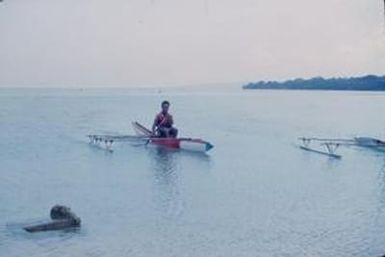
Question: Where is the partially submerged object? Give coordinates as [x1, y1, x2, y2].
[298, 137, 385, 159]
[88, 121, 214, 153]
[23, 205, 81, 233]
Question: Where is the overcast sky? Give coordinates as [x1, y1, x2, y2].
[0, 0, 384, 87]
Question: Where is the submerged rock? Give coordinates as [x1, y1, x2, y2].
[23, 205, 81, 233]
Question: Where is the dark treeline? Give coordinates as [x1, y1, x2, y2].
[243, 75, 385, 91]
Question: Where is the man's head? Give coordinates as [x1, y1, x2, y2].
[161, 100, 170, 113]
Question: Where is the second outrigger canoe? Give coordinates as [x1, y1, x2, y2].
[298, 136, 385, 159]
[132, 122, 214, 152]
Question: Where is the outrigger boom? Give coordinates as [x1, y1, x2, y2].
[298, 137, 343, 159]
[88, 134, 149, 151]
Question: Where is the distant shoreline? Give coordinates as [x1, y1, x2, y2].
[243, 75, 385, 91]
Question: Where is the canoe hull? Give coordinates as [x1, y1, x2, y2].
[355, 137, 385, 147]
[150, 138, 213, 152]
[133, 122, 213, 152]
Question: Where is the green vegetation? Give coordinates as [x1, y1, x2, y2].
[243, 75, 385, 91]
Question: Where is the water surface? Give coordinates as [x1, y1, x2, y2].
[1, 88, 385, 257]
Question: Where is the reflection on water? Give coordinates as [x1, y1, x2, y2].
[148, 148, 184, 219]
[375, 159, 385, 215]
[147, 147, 212, 219]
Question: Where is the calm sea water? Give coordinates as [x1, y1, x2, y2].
[1, 88, 385, 257]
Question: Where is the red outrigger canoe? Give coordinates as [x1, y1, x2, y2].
[132, 122, 214, 152]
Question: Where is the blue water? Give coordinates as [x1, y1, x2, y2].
[1, 88, 385, 257]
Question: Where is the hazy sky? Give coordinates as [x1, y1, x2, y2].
[0, 0, 384, 87]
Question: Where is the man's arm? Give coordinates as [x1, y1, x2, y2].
[152, 115, 158, 134]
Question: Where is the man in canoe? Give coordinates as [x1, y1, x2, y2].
[152, 100, 178, 138]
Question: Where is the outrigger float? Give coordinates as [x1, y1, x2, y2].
[298, 137, 385, 159]
[88, 122, 214, 153]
